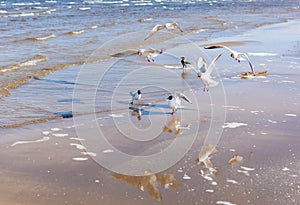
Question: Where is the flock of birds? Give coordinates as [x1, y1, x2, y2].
[126, 22, 257, 115]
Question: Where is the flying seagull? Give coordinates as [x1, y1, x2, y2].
[196, 52, 223, 92]
[137, 48, 163, 62]
[144, 22, 183, 40]
[167, 93, 192, 115]
[204, 45, 255, 74]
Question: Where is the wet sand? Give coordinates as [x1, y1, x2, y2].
[0, 20, 300, 205]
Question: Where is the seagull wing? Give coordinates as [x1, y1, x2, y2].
[129, 91, 135, 97]
[204, 45, 235, 53]
[174, 23, 183, 32]
[197, 56, 207, 71]
[241, 53, 255, 73]
[206, 78, 219, 87]
[176, 93, 192, 104]
[144, 24, 165, 40]
[206, 52, 223, 75]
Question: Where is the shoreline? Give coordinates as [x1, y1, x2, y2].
[0, 19, 299, 205]
[1, 19, 299, 130]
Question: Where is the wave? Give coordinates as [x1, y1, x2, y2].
[25, 33, 55, 41]
[0, 55, 48, 74]
[247, 52, 278, 56]
[19, 55, 48, 67]
[78, 7, 91, 11]
[88, 25, 98, 29]
[66, 29, 85, 35]
[45, 0, 57, 3]
[12, 2, 41, 6]
[1, 9, 56, 18]
[11, 136, 50, 147]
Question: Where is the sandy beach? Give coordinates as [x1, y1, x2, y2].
[0, 18, 299, 205]
[1, 0, 300, 204]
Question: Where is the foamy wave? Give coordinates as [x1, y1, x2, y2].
[11, 137, 50, 147]
[88, 25, 98, 29]
[70, 143, 86, 150]
[25, 33, 55, 41]
[33, 6, 49, 10]
[66, 29, 85, 35]
[216, 201, 236, 205]
[12, 2, 41, 6]
[78, 7, 91, 11]
[19, 55, 48, 67]
[134, 2, 153, 6]
[0, 10, 7, 14]
[1, 9, 56, 18]
[72, 157, 88, 161]
[10, 12, 35, 17]
[247, 52, 278, 56]
[222, 122, 248, 129]
[0, 55, 47, 73]
[45, 0, 57, 3]
[188, 28, 208, 35]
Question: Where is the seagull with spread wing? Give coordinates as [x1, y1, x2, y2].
[137, 48, 163, 62]
[167, 93, 192, 115]
[196, 52, 223, 92]
[144, 22, 183, 40]
[130, 89, 142, 104]
[204, 45, 255, 74]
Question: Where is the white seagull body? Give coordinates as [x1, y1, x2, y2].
[167, 93, 192, 115]
[204, 45, 255, 74]
[130, 89, 142, 104]
[197, 52, 223, 92]
[144, 22, 183, 40]
[137, 48, 163, 62]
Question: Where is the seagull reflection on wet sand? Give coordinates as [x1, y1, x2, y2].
[196, 144, 218, 179]
[162, 116, 191, 137]
[112, 171, 179, 202]
[129, 105, 142, 120]
[228, 154, 244, 167]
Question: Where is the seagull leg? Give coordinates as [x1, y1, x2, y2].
[203, 83, 207, 92]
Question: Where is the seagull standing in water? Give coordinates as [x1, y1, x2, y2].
[130, 89, 142, 104]
[144, 22, 183, 40]
[181, 57, 191, 69]
[167, 93, 192, 115]
[204, 45, 255, 74]
[137, 48, 163, 62]
[196, 52, 223, 92]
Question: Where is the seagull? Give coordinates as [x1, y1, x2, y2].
[180, 57, 191, 69]
[166, 93, 192, 115]
[137, 48, 163, 62]
[130, 89, 142, 104]
[144, 22, 183, 40]
[204, 45, 255, 74]
[196, 52, 223, 92]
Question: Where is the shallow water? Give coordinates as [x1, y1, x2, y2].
[1, 0, 300, 127]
